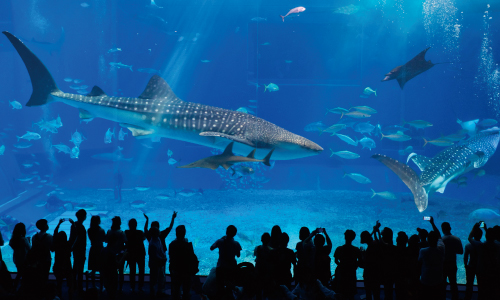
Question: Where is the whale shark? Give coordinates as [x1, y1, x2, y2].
[3, 31, 323, 160]
[372, 127, 500, 212]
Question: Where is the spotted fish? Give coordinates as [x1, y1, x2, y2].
[3, 31, 323, 160]
[372, 127, 500, 212]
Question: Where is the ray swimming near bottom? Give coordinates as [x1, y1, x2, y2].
[372, 128, 500, 212]
[2, 31, 322, 160]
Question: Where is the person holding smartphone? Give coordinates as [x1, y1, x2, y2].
[418, 216, 445, 300]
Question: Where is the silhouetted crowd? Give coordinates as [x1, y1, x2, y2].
[0, 210, 499, 300]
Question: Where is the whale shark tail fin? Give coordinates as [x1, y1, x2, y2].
[3, 31, 60, 107]
[372, 154, 428, 212]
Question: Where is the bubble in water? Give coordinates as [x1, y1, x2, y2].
[423, 0, 461, 59]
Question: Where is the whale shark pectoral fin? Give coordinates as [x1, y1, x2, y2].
[119, 123, 154, 137]
[78, 109, 93, 120]
[199, 132, 256, 147]
[372, 154, 429, 212]
[436, 186, 446, 193]
[468, 151, 486, 168]
[410, 154, 432, 171]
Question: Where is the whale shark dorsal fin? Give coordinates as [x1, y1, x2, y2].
[87, 86, 107, 97]
[199, 131, 256, 147]
[410, 154, 432, 172]
[138, 75, 179, 100]
[222, 142, 234, 156]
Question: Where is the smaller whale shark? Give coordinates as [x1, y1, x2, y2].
[177, 142, 274, 170]
[372, 127, 500, 212]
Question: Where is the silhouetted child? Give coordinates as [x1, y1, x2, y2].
[125, 218, 146, 292]
[87, 215, 105, 290]
[148, 227, 166, 297]
[51, 219, 73, 300]
[334, 229, 361, 300]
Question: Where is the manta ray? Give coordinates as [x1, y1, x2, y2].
[3, 31, 322, 160]
[177, 142, 274, 170]
[372, 128, 500, 212]
[381, 47, 436, 89]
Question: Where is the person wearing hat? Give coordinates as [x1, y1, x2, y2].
[32, 219, 54, 287]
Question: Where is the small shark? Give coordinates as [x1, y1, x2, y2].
[382, 47, 437, 89]
[372, 127, 500, 212]
[3, 31, 322, 160]
[177, 142, 274, 170]
[21, 27, 65, 56]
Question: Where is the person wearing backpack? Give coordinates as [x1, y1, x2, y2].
[169, 225, 198, 300]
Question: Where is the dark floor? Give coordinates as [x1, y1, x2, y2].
[8, 274, 478, 300]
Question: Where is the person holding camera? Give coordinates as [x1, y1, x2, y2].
[313, 228, 332, 287]
[418, 216, 445, 300]
[360, 221, 382, 300]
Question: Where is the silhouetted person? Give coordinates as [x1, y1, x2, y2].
[144, 211, 177, 293]
[440, 222, 463, 300]
[407, 234, 421, 299]
[25, 219, 53, 292]
[464, 225, 482, 300]
[169, 225, 197, 300]
[0, 230, 14, 295]
[269, 225, 282, 249]
[114, 172, 123, 203]
[360, 222, 381, 300]
[210, 225, 242, 298]
[334, 229, 361, 300]
[125, 218, 146, 293]
[395, 231, 410, 300]
[87, 215, 105, 290]
[106, 216, 127, 293]
[313, 228, 332, 286]
[274, 232, 296, 289]
[68, 209, 87, 293]
[417, 228, 429, 249]
[51, 219, 74, 300]
[101, 234, 128, 300]
[9, 222, 31, 290]
[148, 227, 166, 298]
[469, 223, 500, 299]
[254, 232, 273, 299]
[295, 227, 316, 284]
[418, 216, 445, 300]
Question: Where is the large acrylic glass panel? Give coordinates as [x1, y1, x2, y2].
[0, 0, 499, 285]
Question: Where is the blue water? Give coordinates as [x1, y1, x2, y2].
[1, 0, 500, 284]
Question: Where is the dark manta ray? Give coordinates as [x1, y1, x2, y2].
[372, 128, 500, 212]
[381, 47, 436, 89]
